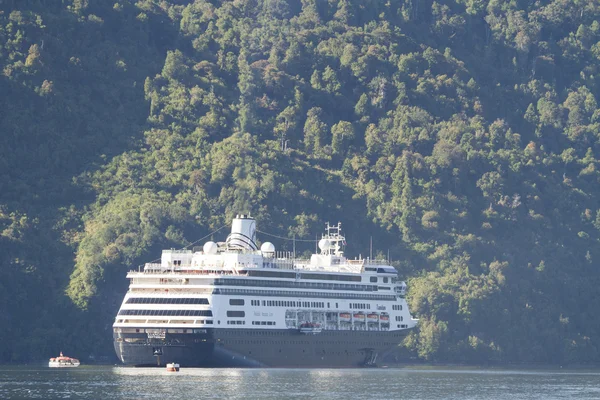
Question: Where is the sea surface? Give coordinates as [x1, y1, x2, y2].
[1, 365, 599, 399]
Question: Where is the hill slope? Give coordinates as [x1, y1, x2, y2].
[1, 0, 600, 363]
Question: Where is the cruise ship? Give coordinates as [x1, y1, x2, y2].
[113, 215, 418, 367]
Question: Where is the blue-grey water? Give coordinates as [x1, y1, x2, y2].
[1, 365, 600, 399]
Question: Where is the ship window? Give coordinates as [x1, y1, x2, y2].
[226, 311, 245, 318]
[383, 277, 389, 283]
[370, 277, 377, 283]
[229, 299, 244, 306]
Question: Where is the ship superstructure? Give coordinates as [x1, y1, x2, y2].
[113, 215, 417, 367]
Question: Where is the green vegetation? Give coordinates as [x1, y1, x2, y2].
[1, 0, 600, 364]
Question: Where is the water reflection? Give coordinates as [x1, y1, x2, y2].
[1, 366, 600, 400]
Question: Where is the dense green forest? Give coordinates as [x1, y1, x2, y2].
[1, 0, 600, 364]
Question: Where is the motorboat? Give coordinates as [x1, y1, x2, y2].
[49, 352, 80, 368]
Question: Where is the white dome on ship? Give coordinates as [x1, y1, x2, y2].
[203, 241, 218, 255]
[260, 242, 275, 254]
[318, 239, 331, 251]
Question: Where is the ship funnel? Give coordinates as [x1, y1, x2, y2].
[226, 214, 257, 251]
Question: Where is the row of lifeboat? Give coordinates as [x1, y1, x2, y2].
[339, 313, 389, 323]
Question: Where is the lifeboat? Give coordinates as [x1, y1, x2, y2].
[339, 312, 351, 322]
[166, 362, 180, 372]
[379, 314, 389, 322]
[48, 352, 80, 368]
[367, 313, 379, 322]
[353, 313, 365, 321]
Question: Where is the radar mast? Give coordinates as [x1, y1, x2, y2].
[319, 222, 346, 256]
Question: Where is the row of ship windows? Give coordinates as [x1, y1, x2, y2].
[249, 299, 333, 308]
[217, 288, 396, 301]
[226, 321, 246, 325]
[118, 310, 213, 317]
[127, 298, 209, 304]
[394, 316, 404, 321]
[117, 319, 214, 324]
[114, 328, 208, 333]
[392, 305, 403, 310]
[251, 321, 276, 325]
[215, 279, 377, 292]
[244, 270, 362, 282]
[237, 299, 399, 312]
[349, 303, 371, 310]
[123, 298, 398, 309]
[369, 276, 390, 283]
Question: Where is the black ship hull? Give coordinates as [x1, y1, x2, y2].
[114, 328, 410, 367]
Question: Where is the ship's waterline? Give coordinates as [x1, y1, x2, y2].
[113, 215, 417, 367]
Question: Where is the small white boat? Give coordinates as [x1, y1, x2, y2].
[166, 362, 180, 372]
[49, 352, 80, 368]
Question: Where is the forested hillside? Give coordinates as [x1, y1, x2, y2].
[1, 0, 600, 364]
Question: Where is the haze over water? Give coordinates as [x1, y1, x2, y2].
[1, 366, 599, 399]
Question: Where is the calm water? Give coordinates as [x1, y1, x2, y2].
[1, 365, 599, 399]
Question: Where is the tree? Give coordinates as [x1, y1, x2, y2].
[162, 50, 188, 81]
[331, 121, 355, 155]
[303, 107, 328, 156]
